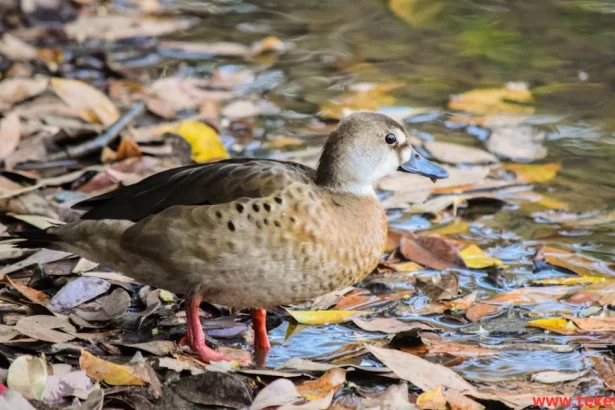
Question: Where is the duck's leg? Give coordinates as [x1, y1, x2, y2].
[184, 295, 232, 363]
[251, 308, 271, 349]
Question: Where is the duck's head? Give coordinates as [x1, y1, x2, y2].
[316, 112, 448, 195]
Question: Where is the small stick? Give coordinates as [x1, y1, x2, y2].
[47, 101, 146, 161]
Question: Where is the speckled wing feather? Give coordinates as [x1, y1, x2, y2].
[73, 158, 315, 221]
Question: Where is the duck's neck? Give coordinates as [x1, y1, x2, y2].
[316, 165, 376, 197]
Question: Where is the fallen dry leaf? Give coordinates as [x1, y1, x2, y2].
[486, 285, 579, 305]
[173, 120, 229, 163]
[445, 291, 477, 311]
[530, 370, 587, 384]
[538, 246, 615, 278]
[352, 318, 433, 334]
[527, 318, 578, 335]
[250, 378, 301, 410]
[0, 249, 71, 279]
[400, 233, 466, 270]
[567, 282, 615, 305]
[563, 314, 615, 331]
[5, 276, 49, 305]
[497, 162, 561, 184]
[466, 304, 501, 322]
[0, 78, 48, 107]
[416, 385, 447, 410]
[591, 356, 615, 391]
[415, 273, 459, 301]
[79, 350, 146, 386]
[64, 14, 198, 41]
[15, 315, 76, 343]
[6, 355, 47, 401]
[0, 113, 21, 160]
[423, 141, 498, 165]
[334, 289, 413, 310]
[297, 368, 346, 400]
[50, 78, 120, 126]
[319, 82, 404, 120]
[486, 126, 547, 161]
[449, 83, 534, 115]
[48, 277, 111, 313]
[460, 245, 507, 269]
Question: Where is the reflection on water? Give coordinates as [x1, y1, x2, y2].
[154, 0, 615, 379]
[456, 350, 585, 382]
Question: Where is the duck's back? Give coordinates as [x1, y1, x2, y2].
[61, 159, 386, 307]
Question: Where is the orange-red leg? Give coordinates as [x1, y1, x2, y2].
[251, 308, 271, 349]
[183, 296, 231, 363]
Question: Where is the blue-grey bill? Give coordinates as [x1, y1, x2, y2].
[398, 152, 448, 181]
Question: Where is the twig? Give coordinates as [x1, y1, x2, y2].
[47, 101, 146, 161]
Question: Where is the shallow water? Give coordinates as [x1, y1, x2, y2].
[115, 0, 615, 382]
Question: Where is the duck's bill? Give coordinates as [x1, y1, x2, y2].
[398, 152, 448, 180]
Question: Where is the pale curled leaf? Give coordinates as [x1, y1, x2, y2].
[51, 78, 119, 126]
[79, 350, 147, 386]
[0, 113, 21, 160]
[15, 315, 76, 343]
[7, 355, 48, 400]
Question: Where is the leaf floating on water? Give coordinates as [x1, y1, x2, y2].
[285, 309, 361, 325]
[6, 355, 47, 400]
[400, 233, 466, 270]
[526, 318, 578, 335]
[449, 83, 534, 115]
[530, 370, 587, 384]
[352, 318, 433, 334]
[318, 82, 404, 120]
[423, 141, 498, 165]
[173, 120, 230, 163]
[497, 162, 561, 184]
[50, 78, 120, 126]
[563, 314, 615, 331]
[466, 304, 501, 322]
[486, 126, 547, 162]
[445, 291, 477, 311]
[79, 350, 147, 386]
[567, 282, 615, 305]
[537, 246, 615, 278]
[460, 245, 507, 269]
[486, 285, 579, 305]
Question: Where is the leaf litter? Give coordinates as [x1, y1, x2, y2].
[0, 0, 612, 408]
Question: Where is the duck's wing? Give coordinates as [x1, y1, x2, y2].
[73, 158, 315, 222]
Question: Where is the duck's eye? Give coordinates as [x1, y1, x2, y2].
[384, 133, 397, 145]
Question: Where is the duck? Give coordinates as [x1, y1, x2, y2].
[12, 112, 448, 363]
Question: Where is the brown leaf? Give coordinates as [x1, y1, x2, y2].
[416, 273, 459, 301]
[568, 283, 615, 305]
[0, 113, 21, 160]
[445, 291, 477, 311]
[426, 341, 497, 357]
[0, 78, 48, 107]
[15, 315, 76, 343]
[424, 141, 498, 165]
[563, 314, 615, 331]
[352, 318, 433, 334]
[334, 289, 413, 310]
[297, 368, 346, 400]
[366, 345, 474, 392]
[538, 246, 615, 278]
[466, 304, 501, 322]
[146, 98, 176, 119]
[0, 249, 71, 279]
[400, 233, 466, 270]
[50, 78, 119, 126]
[485, 286, 579, 305]
[591, 356, 615, 391]
[5, 276, 49, 305]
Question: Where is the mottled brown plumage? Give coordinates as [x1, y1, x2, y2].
[16, 112, 448, 362]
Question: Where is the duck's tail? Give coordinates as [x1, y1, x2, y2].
[3, 227, 62, 250]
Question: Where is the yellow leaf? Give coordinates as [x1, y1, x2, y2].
[79, 350, 146, 386]
[267, 136, 304, 148]
[541, 246, 615, 278]
[416, 385, 447, 410]
[50, 78, 119, 126]
[535, 194, 568, 210]
[286, 309, 361, 325]
[429, 219, 471, 236]
[497, 163, 561, 184]
[532, 276, 615, 286]
[173, 120, 230, 163]
[527, 318, 578, 335]
[460, 245, 507, 269]
[319, 82, 404, 120]
[389, 0, 444, 26]
[449, 84, 534, 115]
